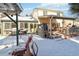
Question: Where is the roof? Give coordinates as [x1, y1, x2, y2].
[1, 16, 38, 22]
[0, 3, 22, 17]
[38, 15, 76, 20]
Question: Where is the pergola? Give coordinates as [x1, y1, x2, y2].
[38, 15, 76, 38]
[0, 3, 22, 46]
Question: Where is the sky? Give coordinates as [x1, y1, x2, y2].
[20, 3, 73, 17]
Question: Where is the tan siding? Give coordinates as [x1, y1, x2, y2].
[38, 18, 50, 24]
[64, 20, 74, 27]
[47, 11, 57, 15]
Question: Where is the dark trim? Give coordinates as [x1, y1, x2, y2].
[16, 13, 19, 46]
[53, 16, 75, 20]
[1, 20, 38, 23]
[38, 15, 76, 20]
[3, 13, 16, 23]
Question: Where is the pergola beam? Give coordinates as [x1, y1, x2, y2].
[3, 13, 16, 23]
[3, 12, 19, 46]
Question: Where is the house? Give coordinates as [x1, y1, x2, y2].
[0, 15, 38, 35]
[1, 8, 79, 37]
[32, 8, 63, 24]
[32, 8, 77, 27]
[32, 8, 79, 37]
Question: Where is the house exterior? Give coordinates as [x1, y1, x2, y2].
[0, 15, 38, 35]
[1, 8, 79, 36]
[32, 8, 64, 27]
[31, 8, 79, 37]
[32, 8, 79, 28]
[32, 8, 64, 24]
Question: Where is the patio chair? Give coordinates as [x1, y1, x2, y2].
[10, 35, 38, 56]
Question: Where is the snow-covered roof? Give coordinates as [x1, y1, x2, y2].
[38, 15, 76, 20]
[0, 3, 22, 17]
[1, 16, 38, 22]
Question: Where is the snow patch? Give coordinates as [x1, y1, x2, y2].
[70, 36, 79, 44]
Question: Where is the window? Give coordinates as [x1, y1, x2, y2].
[34, 24, 36, 28]
[57, 12, 60, 16]
[38, 10, 44, 16]
[20, 22, 24, 29]
[30, 24, 33, 29]
[25, 23, 28, 28]
[43, 10, 47, 16]
[47, 11, 57, 15]
[5, 22, 10, 29]
[11, 23, 16, 28]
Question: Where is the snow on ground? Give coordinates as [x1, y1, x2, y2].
[0, 34, 79, 56]
[0, 35, 6, 40]
[69, 36, 79, 44]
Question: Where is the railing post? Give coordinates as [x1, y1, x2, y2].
[49, 16, 53, 38]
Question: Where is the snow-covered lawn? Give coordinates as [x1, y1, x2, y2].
[0, 35, 6, 40]
[0, 34, 79, 56]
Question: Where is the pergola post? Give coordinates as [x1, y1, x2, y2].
[3, 13, 16, 23]
[49, 16, 53, 38]
[73, 20, 75, 25]
[3, 13, 19, 46]
[16, 13, 19, 46]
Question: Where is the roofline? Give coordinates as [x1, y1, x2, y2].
[17, 3, 23, 12]
[34, 8, 64, 14]
[1, 20, 38, 23]
[38, 15, 76, 20]
[0, 3, 22, 17]
[12, 3, 22, 13]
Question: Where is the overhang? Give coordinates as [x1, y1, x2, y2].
[38, 15, 76, 20]
[0, 3, 22, 17]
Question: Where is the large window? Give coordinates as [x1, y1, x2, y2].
[34, 24, 36, 28]
[25, 23, 28, 28]
[5, 22, 10, 29]
[30, 24, 33, 29]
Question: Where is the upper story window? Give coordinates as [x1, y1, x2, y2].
[57, 12, 63, 16]
[37, 10, 44, 16]
[60, 13, 63, 16]
[47, 11, 57, 15]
